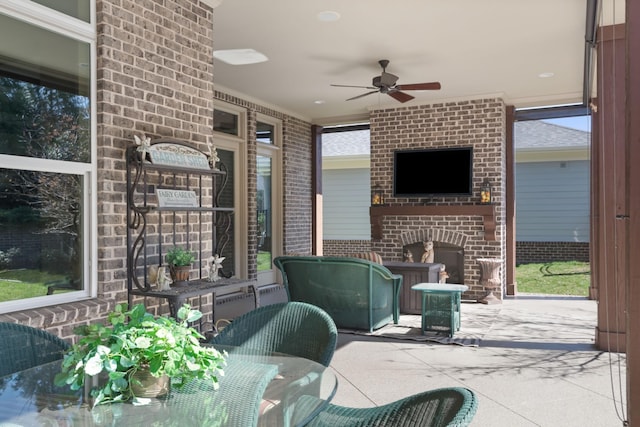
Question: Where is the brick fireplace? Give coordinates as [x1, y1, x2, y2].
[403, 236, 466, 284]
[368, 97, 506, 300]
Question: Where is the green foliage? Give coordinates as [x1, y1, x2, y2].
[515, 261, 590, 296]
[0, 207, 41, 225]
[54, 303, 226, 406]
[39, 248, 74, 274]
[0, 247, 20, 269]
[165, 247, 196, 267]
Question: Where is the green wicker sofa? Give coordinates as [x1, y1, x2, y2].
[273, 256, 402, 332]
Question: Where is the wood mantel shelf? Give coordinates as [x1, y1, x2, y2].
[370, 205, 496, 241]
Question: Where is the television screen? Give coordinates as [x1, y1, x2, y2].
[393, 147, 473, 197]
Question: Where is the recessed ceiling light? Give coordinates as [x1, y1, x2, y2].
[314, 100, 326, 104]
[213, 49, 268, 65]
[201, 0, 223, 8]
[538, 72, 554, 78]
[317, 11, 340, 22]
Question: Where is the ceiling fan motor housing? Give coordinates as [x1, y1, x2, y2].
[373, 72, 399, 88]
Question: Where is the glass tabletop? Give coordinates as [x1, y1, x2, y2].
[0, 345, 337, 427]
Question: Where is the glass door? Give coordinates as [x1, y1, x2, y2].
[256, 119, 281, 286]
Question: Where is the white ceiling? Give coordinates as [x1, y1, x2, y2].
[212, 0, 615, 125]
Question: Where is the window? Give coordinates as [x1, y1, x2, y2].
[214, 109, 240, 136]
[256, 122, 275, 144]
[215, 148, 236, 274]
[213, 102, 247, 278]
[256, 117, 281, 285]
[31, 0, 91, 22]
[0, 5, 95, 312]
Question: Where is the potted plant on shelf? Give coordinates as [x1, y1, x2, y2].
[165, 246, 196, 285]
[54, 303, 226, 406]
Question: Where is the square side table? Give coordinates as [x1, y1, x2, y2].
[411, 283, 468, 337]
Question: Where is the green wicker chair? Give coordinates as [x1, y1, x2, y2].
[169, 359, 279, 427]
[0, 322, 70, 377]
[299, 387, 478, 427]
[210, 301, 338, 367]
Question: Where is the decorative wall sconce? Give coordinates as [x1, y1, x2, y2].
[371, 184, 384, 206]
[480, 180, 493, 204]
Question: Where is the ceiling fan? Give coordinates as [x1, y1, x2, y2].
[331, 59, 441, 103]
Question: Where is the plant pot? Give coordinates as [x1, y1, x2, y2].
[130, 368, 170, 398]
[170, 265, 190, 285]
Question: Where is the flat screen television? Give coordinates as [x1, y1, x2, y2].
[393, 147, 473, 197]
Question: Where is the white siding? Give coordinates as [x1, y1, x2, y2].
[515, 160, 590, 242]
[322, 168, 371, 239]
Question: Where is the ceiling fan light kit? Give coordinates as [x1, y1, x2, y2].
[331, 59, 441, 103]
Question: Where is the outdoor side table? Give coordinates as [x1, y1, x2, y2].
[411, 283, 469, 337]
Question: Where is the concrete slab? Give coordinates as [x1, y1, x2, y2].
[328, 296, 627, 426]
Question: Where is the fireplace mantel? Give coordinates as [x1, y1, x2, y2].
[370, 205, 496, 241]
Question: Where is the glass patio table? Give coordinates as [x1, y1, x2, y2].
[0, 345, 337, 427]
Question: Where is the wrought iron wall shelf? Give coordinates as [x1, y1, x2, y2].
[125, 139, 251, 318]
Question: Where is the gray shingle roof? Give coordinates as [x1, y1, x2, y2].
[322, 129, 369, 157]
[515, 120, 590, 149]
[321, 120, 590, 157]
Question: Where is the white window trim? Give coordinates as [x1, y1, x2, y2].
[2, 0, 94, 40]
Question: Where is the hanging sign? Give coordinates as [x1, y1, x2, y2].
[156, 189, 199, 208]
[148, 142, 211, 170]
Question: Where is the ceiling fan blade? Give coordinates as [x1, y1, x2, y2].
[388, 91, 414, 103]
[346, 90, 379, 101]
[395, 82, 441, 91]
[331, 84, 377, 89]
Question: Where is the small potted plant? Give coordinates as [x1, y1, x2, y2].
[54, 303, 226, 406]
[165, 246, 196, 285]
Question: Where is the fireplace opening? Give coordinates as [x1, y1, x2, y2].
[402, 241, 465, 284]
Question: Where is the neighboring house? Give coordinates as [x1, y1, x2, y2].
[514, 120, 591, 263]
[322, 130, 371, 255]
[322, 120, 591, 263]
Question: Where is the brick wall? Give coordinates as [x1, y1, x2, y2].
[323, 240, 372, 256]
[368, 98, 507, 301]
[95, 0, 217, 320]
[516, 241, 590, 264]
[282, 117, 313, 255]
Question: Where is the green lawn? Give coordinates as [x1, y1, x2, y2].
[0, 269, 68, 302]
[257, 251, 272, 271]
[515, 261, 590, 296]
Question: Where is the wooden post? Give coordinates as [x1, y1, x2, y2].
[505, 106, 517, 295]
[626, 1, 640, 423]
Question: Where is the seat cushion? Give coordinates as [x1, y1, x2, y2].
[347, 252, 384, 265]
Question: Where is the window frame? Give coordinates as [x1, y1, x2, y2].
[0, 2, 97, 313]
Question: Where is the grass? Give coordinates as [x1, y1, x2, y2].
[0, 269, 68, 302]
[257, 251, 272, 271]
[515, 261, 590, 296]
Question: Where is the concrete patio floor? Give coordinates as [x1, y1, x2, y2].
[328, 295, 628, 426]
